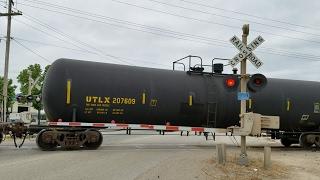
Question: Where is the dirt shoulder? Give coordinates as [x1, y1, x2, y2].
[134, 135, 320, 180]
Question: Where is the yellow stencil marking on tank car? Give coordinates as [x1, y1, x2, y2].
[85, 96, 136, 115]
[112, 108, 124, 115]
[248, 99, 252, 109]
[84, 107, 96, 114]
[85, 96, 136, 105]
[112, 97, 136, 105]
[86, 96, 111, 104]
[142, 93, 146, 104]
[96, 108, 109, 115]
[286, 99, 291, 111]
[66, 80, 71, 104]
[150, 99, 157, 107]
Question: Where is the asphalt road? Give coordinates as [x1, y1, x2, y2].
[0, 130, 297, 180]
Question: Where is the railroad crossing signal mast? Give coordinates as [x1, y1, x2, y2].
[229, 24, 265, 165]
[1, 0, 22, 122]
[239, 24, 249, 166]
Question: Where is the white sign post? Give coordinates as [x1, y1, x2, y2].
[229, 35, 265, 68]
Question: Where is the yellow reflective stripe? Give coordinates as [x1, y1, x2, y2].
[248, 99, 252, 109]
[66, 80, 71, 104]
[142, 93, 146, 104]
[189, 95, 193, 106]
[287, 100, 290, 111]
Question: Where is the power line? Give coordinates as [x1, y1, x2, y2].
[146, 0, 320, 37]
[16, 3, 234, 47]
[21, 17, 133, 65]
[9, 30, 320, 66]
[14, 0, 319, 60]
[13, 35, 171, 68]
[11, 37, 102, 54]
[180, 0, 320, 31]
[108, 0, 320, 45]
[16, 0, 320, 60]
[13, 18, 95, 54]
[9, 1, 320, 62]
[13, 36, 171, 68]
[13, 15, 133, 65]
[13, 17, 127, 63]
[260, 46, 320, 60]
[0, 2, 134, 65]
[17, 3, 225, 45]
[255, 49, 320, 61]
[7, 11, 172, 67]
[22, 0, 227, 44]
[12, 38, 52, 63]
[9, 34, 320, 62]
[13, 18, 172, 67]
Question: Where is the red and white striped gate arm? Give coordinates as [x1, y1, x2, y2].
[48, 121, 227, 133]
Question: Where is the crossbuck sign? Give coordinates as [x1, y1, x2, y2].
[229, 35, 265, 68]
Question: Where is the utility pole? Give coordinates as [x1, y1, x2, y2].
[239, 24, 249, 165]
[1, 0, 22, 122]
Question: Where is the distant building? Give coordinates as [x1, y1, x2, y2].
[9, 101, 47, 124]
[10, 101, 38, 114]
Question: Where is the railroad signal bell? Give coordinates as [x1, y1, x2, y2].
[247, 73, 267, 92]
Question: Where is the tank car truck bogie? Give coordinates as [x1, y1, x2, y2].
[299, 132, 320, 148]
[36, 129, 58, 151]
[83, 129, 103, 150]
[36, 128, 103, 150]
[272, 131, 320, 148]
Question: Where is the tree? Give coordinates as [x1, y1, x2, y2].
[0, 77, 17, 109]
[17, 64, 50, 110]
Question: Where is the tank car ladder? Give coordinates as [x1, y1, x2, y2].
[205, 102, 218, 140]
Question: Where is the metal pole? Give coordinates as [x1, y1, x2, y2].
[1, 1, 13, 122]
[239, 24, 249, 166]
[216, 143, 227, 165]
[28, 70, 32, 95]
[37, 109, 41, 125]
[27, 71, 33, 113]
[264, 146, 271, 169]
[72, 107, 77, 122]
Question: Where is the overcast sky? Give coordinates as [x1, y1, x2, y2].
[1, 0, 320, 91]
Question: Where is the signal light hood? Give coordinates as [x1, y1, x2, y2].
[247, 73, 267, 92]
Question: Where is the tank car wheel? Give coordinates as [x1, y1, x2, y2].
[315, 137, 320, 147]
[83, 129, 103, 150]
[299, 134, 313, 149]
[280, 138, 292, 147]
[36, 129, 58, 151]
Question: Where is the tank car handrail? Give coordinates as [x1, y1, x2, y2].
[172, 55, 203, 72]
[173, 55, 190, 71]
[193, 64, 211, 68]
[173, 62, 186, 71]
[188, 55, 203, 72]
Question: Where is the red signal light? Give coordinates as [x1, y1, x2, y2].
[247, 74, 267, 92]
[224, 75, 239, 90]
[254, 78, 262, 85]
[226, 78, 236, 87]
